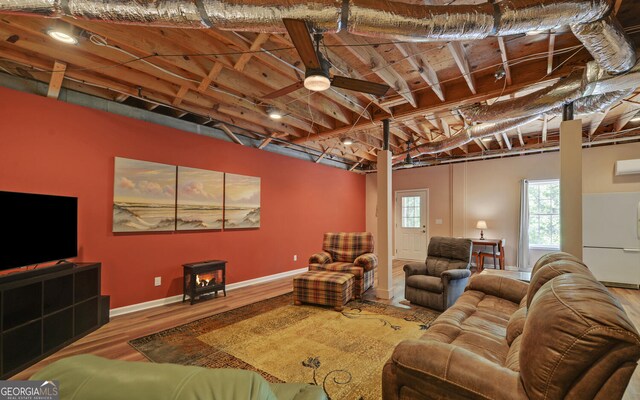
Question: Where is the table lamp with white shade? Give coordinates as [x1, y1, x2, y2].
[476, 220, 487, 239]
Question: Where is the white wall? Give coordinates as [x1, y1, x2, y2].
[366, 142, 640, 269]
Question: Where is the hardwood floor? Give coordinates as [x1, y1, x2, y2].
[12, 261, 640, 399]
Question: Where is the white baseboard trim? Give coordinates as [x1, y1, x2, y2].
[376, 287, 394, 300]
[109, 267, 307, 318]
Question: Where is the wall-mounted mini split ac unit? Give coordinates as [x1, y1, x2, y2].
[615, 159, 640, 176]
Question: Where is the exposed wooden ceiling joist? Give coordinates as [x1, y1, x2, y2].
[46, 60, 66, 99]
[496, 37, 512, 86]
[332, 33, 417, 107]
[447, 42, 476, 95]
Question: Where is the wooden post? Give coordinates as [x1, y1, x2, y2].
[560, 118, 583, 259]
[376, 127, 394, 299]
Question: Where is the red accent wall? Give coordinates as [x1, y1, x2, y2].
[0, 87, 366, 308]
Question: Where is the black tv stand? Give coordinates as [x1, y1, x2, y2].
[0, 262, 74, 284]
[0, 262, 104, 378]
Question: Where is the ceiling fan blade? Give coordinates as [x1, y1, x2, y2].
[282, 18, 320, 70]
[262, 81, 305, 99]
[331, 76, 390, 97]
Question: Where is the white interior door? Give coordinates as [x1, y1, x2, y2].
[395, 190, 428, 260]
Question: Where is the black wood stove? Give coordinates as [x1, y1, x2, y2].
[182, 260, 227, 305]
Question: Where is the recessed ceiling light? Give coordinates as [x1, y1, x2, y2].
[266, 107, 283, 120]
[481, 137, 492, 142]
[341, 137, 354, 146]
[47, 29, 78, 45]
[525, 30, 546, 36]
[630, 115, 640, 123]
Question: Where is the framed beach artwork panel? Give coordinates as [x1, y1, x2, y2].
[176, 166, 224, 231]
[113, 157, 177, 232]
[224, 173, 261, 229]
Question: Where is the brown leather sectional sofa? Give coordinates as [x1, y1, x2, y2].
[383, 252, 640, 399]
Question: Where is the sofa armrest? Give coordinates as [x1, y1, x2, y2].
[403, 262, 427, 277]
[441, 269, 471, 281]
[309, 251, 332, 265]
[354, 253, 377, 271]
[383, 340, 526, 400]
[465, 274, 528, 304]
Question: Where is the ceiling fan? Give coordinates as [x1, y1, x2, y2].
[262, 19, 390, 99]
[395, 140, 430, 169]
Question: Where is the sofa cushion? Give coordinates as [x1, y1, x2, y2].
[407, 275, 443, 293]
[505, 335, 522, 372]
[322, 232, 374, 262]
[526, 259, 592, 308]
[530, 251, 586, 277]
[506, 307, 527, 346]
[427, 236, 472, 262]
[520, 274, 640, 399]
[426, 257, 468, 276]
[419, 289, 517, 365]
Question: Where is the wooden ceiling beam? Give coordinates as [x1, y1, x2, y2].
[501, 132, 513, 150]
[517, 127, 525, 147]
[292, 54, 576, 144]
[614, 96, 640, 131]
[547, 34, 556, 75]
[496, 37, 512, 86]
[216, 103, 304, 137]
[234, 32, 270, 72]
[613, 0, 624, 15]
[228, 30, 371, 122]
[197, 62, 224, 93]
[46, 60, 66, 99]
[261, 33, 373, 119]
[447, 42, 476, 95]
[215, 123, 245, 145]
[315, 146, 333, 163]
[57, 19, 337, 130]
[172, 85, 189, 106]
[474, 138, 488, 151]
[395, 42, 445, 101]
[349, 158, 363, 171]
[589, 108, 611, 137]
[332, 33, 416, 107]
[257, 132, 279, 149]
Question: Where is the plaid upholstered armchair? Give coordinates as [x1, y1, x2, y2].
[308, 232, 377, 298]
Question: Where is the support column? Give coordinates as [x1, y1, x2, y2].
[376, 120, 393, 299]
[560, 118, 583, 259]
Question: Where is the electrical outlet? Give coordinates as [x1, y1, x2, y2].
[154, 276, 161, 287]
[293, 255, 298, 262]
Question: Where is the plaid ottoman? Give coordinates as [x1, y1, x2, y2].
[293, 271, 355, 311]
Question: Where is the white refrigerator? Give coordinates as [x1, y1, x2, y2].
[583, 192, 640, 288]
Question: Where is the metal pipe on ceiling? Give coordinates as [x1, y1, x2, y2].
[0, 0, 633, 75]
[0, 0, 637, 160]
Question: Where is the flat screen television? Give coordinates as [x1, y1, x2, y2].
[0, 190, 78, 270]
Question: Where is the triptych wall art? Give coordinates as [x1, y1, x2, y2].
[112, 157, 260, 233]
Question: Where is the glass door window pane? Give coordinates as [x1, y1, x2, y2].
[401, 196, 421, 228]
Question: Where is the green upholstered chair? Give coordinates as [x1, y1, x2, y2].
[31, 354, 327, 400]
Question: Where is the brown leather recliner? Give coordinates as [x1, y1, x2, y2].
[383, 252, 640, 400]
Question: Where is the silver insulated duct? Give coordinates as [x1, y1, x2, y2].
[0, 0, 634, 74]
[1, 0, 637, 161]
[407, 87, 635, 157]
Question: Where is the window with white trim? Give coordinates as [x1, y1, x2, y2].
[401, 196, 421, 228]
[528, 179, 560, 249]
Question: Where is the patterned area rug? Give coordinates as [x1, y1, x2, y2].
[129, 293, 440, 400]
